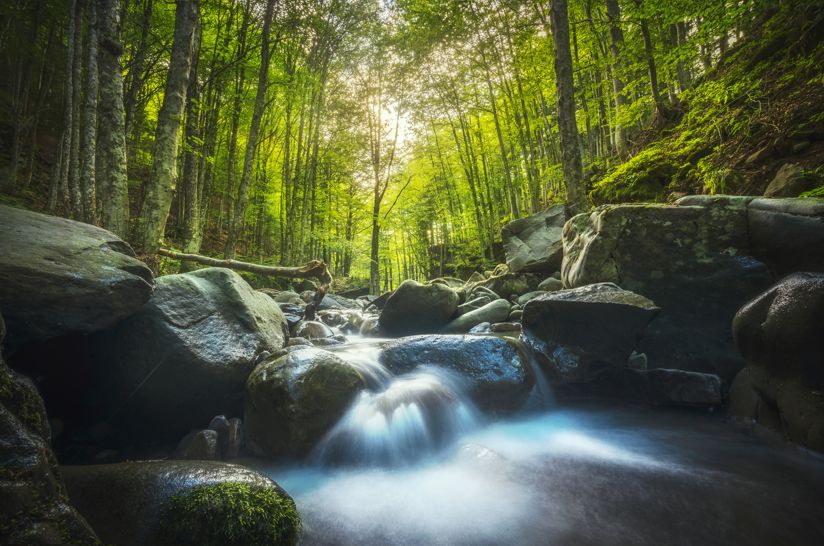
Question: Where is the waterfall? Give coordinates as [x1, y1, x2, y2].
[314, 354, 481, 466]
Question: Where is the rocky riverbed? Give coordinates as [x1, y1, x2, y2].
[1, 198, 823, 544]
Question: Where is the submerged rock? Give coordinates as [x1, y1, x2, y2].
[380, 334, 534, 412]
[731, 272, 824, 451]
[244, 347, 368, 457]
[0, 204, 154, 349]
[522, 283, 659, 384]
[501, 205, 566, 274]
[89, 267, 288, 442]
[379, 280, 460, 336]
[62, 460, 300, 546]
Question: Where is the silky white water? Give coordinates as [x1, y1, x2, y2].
[251, 340, 824, 545]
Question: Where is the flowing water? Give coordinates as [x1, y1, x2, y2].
[250, 337, 824, 546]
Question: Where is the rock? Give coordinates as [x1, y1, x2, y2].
[728, 368, 759, 423]
[466, 271, 486, 284]
[359, 315, 380, 336]
[517, 291, 546, 306]
[0, 313, 102, 545]
[173, 429, 219, 460]
[271, 290, 304, 305]
[491, 322, 521, 333]
[89, 267, 289, 443]
[380, 335, 534, 412]
[294, 320, 334, 339]
[522, 283, 659, 384]
[732, 272, 824, 451]
[557, 367, 721, 407]
[208, 415, 230, 456]
[0, 204, 154, 349]
[455, 296, 493, 317]
[748, 198, 824, 275]
[509, 309, 523, 321]
[443, 299, 511, 333]
[764, 163, 807, 197]
[378, 280, 460, 336]
[244, 347, 367, 457]
[468, 322, 492, 334]
[287, 336, 311, 347]
[562, 202, 772, 380]
[537, 277, 563, 292]
[475, 268, 541, 300]
[501, 205, 566, 273]
[62, 460, 300, 546]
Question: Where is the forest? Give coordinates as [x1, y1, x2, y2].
[2, 1, 824, 545]
[3, 0, 821, 293]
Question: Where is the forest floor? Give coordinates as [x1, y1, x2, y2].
[590, 5, 824, 203]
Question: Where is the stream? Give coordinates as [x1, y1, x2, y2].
[249, 337, 824, 546]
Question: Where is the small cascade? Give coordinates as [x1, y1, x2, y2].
[314, 367, 481, 467]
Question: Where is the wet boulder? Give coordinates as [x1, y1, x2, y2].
[62, 461, 300, 546]
[730, 272, 824, 451]
[562, 202, 772, 380]
[379, 280, 460, 336]
[244, 347, 368, 457]
[380, 335, 535, 412]
[0, 313, 102, 545]
[501, 205, 566, 274]
[294, 320, 334, 339]
[89, 267, 288, 442]
[747, 197, 824, 276]
[0, 204, 153, 349]
[522, 283, 659, 385]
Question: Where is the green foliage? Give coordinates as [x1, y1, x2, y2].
[158, 482, 301, 546]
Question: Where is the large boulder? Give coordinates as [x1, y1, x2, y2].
[501, 205, 566, 273]
[62, 461, 300, 546]
[747, 197, 824, 276]
[730, 272, 824, 451]
[0, 313, 102, 545]
[380, 335, 534, 412]
[244, 347, 367, 457]
[522, 283, 659, 385]
[89, 267, 288, 442]
[378, 280, 459, 336]
[0, 205, 154, 349]
[562, 202, 772, 380]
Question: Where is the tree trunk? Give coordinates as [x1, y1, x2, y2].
[96, 0, 130, 239]
[225, 0, 276, 259]
[606, 0, 629, 157]
[135, 0, 199, 253]
[80, 0, 99, 224]
[180, 22, 202, 269]
[550, 0, 588, 215]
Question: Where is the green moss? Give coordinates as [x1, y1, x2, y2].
[800, 185, 824, 197]
[590, 145, 679, 203]
[158, 482, 301, 546]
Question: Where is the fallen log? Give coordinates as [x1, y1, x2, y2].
[157, 248, 332, 320]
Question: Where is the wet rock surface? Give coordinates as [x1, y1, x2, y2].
[380, 334, 534, 412]
[731, 272, 824, 451]
[501, 205, 566, 274]
[62, 460, 299, 546]
[244, 347, 368, 457]
[88, 267, 288, 443]
[378, 280, 460, 336]
[0, 205, 154, 350]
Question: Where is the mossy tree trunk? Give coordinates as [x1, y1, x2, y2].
[136, 0, 199, 254]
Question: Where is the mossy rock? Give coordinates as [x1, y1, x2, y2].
[158, 482, 300, 546]
[62, 460, 300, 546]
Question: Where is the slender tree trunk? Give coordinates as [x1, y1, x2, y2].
[635, 1, 666, 119]
[135, 0, 199, 253]
[181, 22, 202, 267]
[51, 0, 78, 212]
[551, 0, 588, 215]
[606, 0, 629, 156]
[225, 0, 276, 259]
[80, 0, 99, 224]
[96, 0, 130, 238]
[68, 0, 84, 218]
